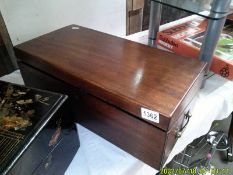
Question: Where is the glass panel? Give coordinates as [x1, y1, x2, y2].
[152, 0, 233, 19]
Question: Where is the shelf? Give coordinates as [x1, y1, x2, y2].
[152, 0, 233, 19]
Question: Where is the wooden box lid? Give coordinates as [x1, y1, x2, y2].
[15, 25, 206, 131]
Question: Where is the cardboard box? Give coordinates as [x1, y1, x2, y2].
[157, 16, 233, 80]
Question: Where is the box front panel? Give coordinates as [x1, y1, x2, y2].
[76, 94, 167, 169]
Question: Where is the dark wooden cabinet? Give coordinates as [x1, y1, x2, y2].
[15, 25, 206, 169]
[0, 81, 79, 175]
[0, 11, 18, 75]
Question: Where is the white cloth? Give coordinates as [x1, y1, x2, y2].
[0, 70, 24, 85]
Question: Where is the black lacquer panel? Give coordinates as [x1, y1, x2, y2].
[0, 80, 78, 175]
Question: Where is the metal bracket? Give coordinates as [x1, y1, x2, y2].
[176, 111, 192, 138]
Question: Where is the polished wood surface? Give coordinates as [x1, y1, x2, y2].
[16, 27, 206, 168]
[77, 93, 166, 168]
[18, 61, 199, 169]
[19, 62, 166, 168]
[15, 25, 206, 131]
[18, 62, 164, 168]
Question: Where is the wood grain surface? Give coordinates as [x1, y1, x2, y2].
[16, 26, 207, 168]
[15, 25, 206, 131]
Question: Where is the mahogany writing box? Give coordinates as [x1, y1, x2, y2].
[14, 25, 206, 169]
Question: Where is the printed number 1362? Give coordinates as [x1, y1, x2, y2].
[141, 108, 159, 123]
